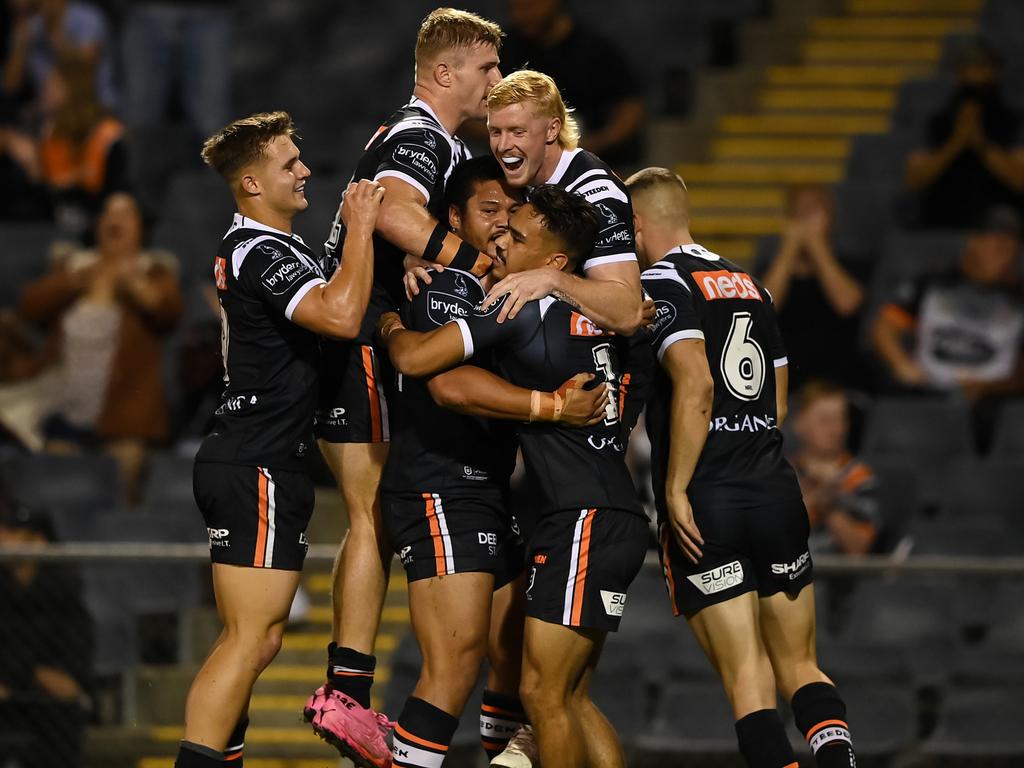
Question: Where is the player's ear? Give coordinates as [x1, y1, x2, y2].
[434, 61, 452, 88]
[548, 251, 569, 271]
[545, 118, 560, 145]
[448, 204, 462, 232]
[239, 171, 259, 197]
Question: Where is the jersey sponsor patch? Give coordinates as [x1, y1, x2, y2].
[771, 551, 811, 580]
[392, 143, 439, 182]
[427, 290, 473, 325]
[600, 590, 627, 617]
[597, 222, 632, 248]
[576, 178, 628, 204]
[570, 311, 611, 337]
[693, 270, 763, 302]
[651, 300, 677, 336]
[260, 258, 312, 296]
[687, 560, 745, 595]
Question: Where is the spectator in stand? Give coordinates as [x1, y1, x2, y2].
[905, 38, 1024, 230]
[872, 206, 1024, 446]
[120, 0, 231, 140]
[500, 0, 646, 170]
[759, 184, 866, 392]
[2, 0, 116, 110]
[18, 192, 182, 502]
[790, 381, 880, 556]
[0, 50, 128, 234]
[0, 501, 93, 768]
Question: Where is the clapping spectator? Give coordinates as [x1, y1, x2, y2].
[759, 184, 866, 391]
[17, 192, 182, 501]
[501, 0, 646, 170]
[791, 381, 880, 556]
[905, 39, 1024, 229]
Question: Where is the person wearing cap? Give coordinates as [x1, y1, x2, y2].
[0, 502, 93, 768]
[905, 38, 1024, 230]
[872, 205, 1024, 442]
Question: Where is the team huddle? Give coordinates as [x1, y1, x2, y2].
[178, 9, 860, 768]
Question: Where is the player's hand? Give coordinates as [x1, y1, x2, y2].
[403, 254, 443, 300]
[340, 179, 385, 235]
[481, 269, 558, 323]
[640, 296, 656, 330]
[377, 311, 404, 345]
[666, 490, 703, 564]
[554, 373, 606, 427]
[894, 359, 928, 387]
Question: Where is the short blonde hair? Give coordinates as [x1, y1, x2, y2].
[201, 111, 295, 181]
[487, 70, 580, 150]
[625, 166, 691, 227]
[415, 8, 503, 71]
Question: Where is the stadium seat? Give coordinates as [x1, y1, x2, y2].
[923, 686, 1024, 758]
[0, 223, 60, 307]
[861, 398, 973, 463]
[141, 452, 199, 508]
[637, 680, 736, 757]
[816, 640, 912, 687]
[591, 642, 648, 745]
[831, 180, 900, 262]
[991, 401, 1024, 460]
[892, 77, 952, 134]
[841, 579, 954, 647]
[83, 578, 139, 676]
[5, 453, 121, 513]
[951, 645, 1024, 686]
[844, 132, 917, 185]
[868, 460, 919, 552]
[984, 581, 1024, 651]
[942, 457, 1024, 523]
[906, 517, 1005, 557]
[837, 685, 917, 756]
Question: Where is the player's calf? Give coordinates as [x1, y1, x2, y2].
[735, 709, 799, 768]
[791, 682, 857, 768]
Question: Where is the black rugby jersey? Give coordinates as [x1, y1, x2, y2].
[323, 98, 468, 336]
[453, 293, 644, 517]
[196, 214, 326, 471]
[381, 268, 516, 500]
[640, 244, 802, 514]
[542, 147, 637, 272]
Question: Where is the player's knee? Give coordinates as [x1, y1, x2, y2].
[422, 643, 487, 696]
[519, 667, 565, 713]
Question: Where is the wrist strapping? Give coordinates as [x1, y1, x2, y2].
[528, 390, 564, 422]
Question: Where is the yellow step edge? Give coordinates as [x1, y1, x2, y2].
[151, 727, 321, 745]
[813, 17, 975, 37]
[711, 137, 851, 160]
[696, 239, 756, 263]
[719, 114, 889, 135]
[688, 188, 785, 208]
[759, 89, 894, 111]
[140, 760, 328, 768]
[250, 694, 310, 711]
[847, 0, 981, 14]
[688, 215, 784, 237]
[675, 163, 843, 185]
[803, 40, 941, 61]
[282, 632, 398, 653]
[305, 605, 409, 624]
[767, 65, 924, 87]
[306, 573, 408, 593]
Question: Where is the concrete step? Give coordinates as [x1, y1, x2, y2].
[148, 726, 341, 759]
[846, 0, 981, 14]
[710, 137, 850, 161]
[758, 88, 895, 111]
[812, 16, 975, 37]
[719, 113, 888, 135]
[802, 38, 941, 62]
[766, 64, 926, 87]
[697, 238, 757, 267]
[676, 162, 843, 185]
[688, 187, 785, 209]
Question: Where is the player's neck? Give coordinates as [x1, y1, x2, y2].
[237, 201, 294, 235]
[411, 86, 462, 136]
[532, 144, 568, 186]
[646, 231, 696, 265]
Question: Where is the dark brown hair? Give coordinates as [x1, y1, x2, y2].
[201, 111, 296, 181]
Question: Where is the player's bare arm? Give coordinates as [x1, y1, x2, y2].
[775, 363, 789, 427]
[662, 338, 713, 563]
[482, 258, 648, 334]
[291, 179, 384, 338]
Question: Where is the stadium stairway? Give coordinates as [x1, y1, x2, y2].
[653, 0, 980, 266]
[83, 489, 413, 767]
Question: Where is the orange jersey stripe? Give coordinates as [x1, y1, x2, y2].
[571, 510, 595, 626]
[394, 723, 449, 752]
[223, 752, 243, 762]
[661, 525, 681, 617]
[362, 345, 383, 443]
[806, 719, 849, 741]
[481, 703, 521, 717]
[423, 493, 445, 576]
[254, 468, 269, 567]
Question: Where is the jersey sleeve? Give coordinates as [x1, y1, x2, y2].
[236, 238, 326, 321]
[582, 188, 637, 272]
[372, 126, 453, 206]
[641, 269, 703, 362]
[452, 294, 535, 360]
[761, 288, 789, 368]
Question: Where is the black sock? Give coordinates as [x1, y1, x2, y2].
[392, 696, 459, 768]
[480, 689, 528, 759]
[224, 716, 249, 764]
[734, 709, 799, 768]
[791, 682, 857, 768]
[326, 642, 376, 708]
[175, 741, 223, 768]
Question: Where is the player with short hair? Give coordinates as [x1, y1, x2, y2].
[627, 167, 859, 768]
[179, 111, 384, 768]
[379, 185, 649, 768]
[383, 155, 606, 768]
[307, 9, 508, 764]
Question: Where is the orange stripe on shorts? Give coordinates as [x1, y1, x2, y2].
[254, 468, 269, 567]
[571, 510, 595, 626]
[423, 493, 445, 576]
[362, 345, 383, 443]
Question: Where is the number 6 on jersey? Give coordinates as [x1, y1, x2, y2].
[721, 312, 765, 401]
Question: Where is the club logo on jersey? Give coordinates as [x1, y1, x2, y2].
[453, 274, 469, 297]
[570, 311, 611, 337]
[393, 143, 439, 182]
[427, 291, 473, 325]
[399, 545, 413, 565]
[473, 292, 508, 318]
[261, 259, 311, 296]
[771, 551, 811, 580]
[693, 270, 763, 302]
[687, 561, 745, 595]
[423, 131, 437, 150]
[652, 300, 676, 335]
[214, 257, 227, 290]
[595, 203, 619, 225]
[600, 590, 627, 617]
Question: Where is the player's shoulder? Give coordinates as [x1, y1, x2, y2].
[372, 103, 451, 152]
[560, 149, 629, 204]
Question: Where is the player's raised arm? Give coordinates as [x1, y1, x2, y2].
[291, 180, 384, 339]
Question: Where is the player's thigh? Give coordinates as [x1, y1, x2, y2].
[212, 563, 302, 633]
[686, 589, 766, 676]
[758, 583, 820, 676]
[318, 440, 389, 508]
[522, 618, 602, 704]
[409, 572, 494, 665]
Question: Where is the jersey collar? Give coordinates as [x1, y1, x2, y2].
[410, 97, 453, 138]
[542, 147, 582, 185]
[229, 213, 307, 245]
[661, 243, 718, 262]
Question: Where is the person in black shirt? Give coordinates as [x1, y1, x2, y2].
[179, 111, 385, 768]
[380, 186, 649, 768]
[905, 39, 1024, 229]
[501, 0, 646, 169]
[628, 168, 858, 768]
[382, 156, 605, 768]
